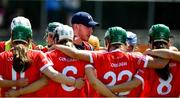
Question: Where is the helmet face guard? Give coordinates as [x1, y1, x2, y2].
[53, 25, 74, 44]
[44, 22, 63, 39]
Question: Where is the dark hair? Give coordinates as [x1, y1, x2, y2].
[13, 42, 32, 73]
[149, 37, 170, 80]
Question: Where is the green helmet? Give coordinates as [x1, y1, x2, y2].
[149, 24, 170, 43]
[12, 25, 32, 43]
[46, 22, 63, 33]
[104, 26, 127, 45]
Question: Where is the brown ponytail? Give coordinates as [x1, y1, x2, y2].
[13, 43, 32, 73]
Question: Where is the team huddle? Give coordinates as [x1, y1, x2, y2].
[0, 11, 179, 97]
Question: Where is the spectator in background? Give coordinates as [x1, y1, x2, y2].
[0, 5, 5, 27]
[45, 0, 62, 22]
[63, 0, 80, 25]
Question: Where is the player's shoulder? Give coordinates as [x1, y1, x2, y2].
[30, 49, 44, 54]
[46, 49, 64, 55]
[0, 41, 5, 44]
[28, 49, 46, 58]
[0, 41, 5, 50]
[0, 50, 12, 59]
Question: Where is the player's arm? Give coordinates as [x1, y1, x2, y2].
[145, 49, 180, 62]
[41, 66, 84, 89]
[51, 44, 91, 62]
[145, 55, 169, 69]
[131, 52, 169, 69]
[109, 77, 142, 93]
[0, 76, 28, 88]
[5, 76, 48, 97]
[85, 65, 116, 97]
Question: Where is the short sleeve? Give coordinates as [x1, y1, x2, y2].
[89, 52, 104, 69]
[129, 52, 149, 69]
[37, 51, 53, 71]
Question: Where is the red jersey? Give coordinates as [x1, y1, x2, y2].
[87, 50, 148, 97]
[137, 60, 180, 97]
[0, 50, 53, 97]
[0, 41, 5, 53]
[45, 49, 87, 97]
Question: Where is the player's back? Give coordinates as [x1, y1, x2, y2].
[140, 60, 180, 97]
[90, 50, 147, 96]
[0, 50, 52, 97]
[46, 49, 86, 97]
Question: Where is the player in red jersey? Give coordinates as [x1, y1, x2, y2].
[0, 24, 51, 97]
[0, 16, 36, 97]
[126, 31, 137, 52]
[13, 25, 111, 97]
[45, 25, 88, 97]
[105, 24, 180, 97]
[0, 16, 36, 53]
[4, 25, 86, 97]
[139, 24, 180, 97]
[125, 31, 142, 97]
[1, 24, 84, 97]
[51, 26, 169, 97]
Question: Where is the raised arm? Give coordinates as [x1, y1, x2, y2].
[131, 52, 169, 69]
[41, 66, 84, 89]
[145, 49, 180, 62]
[85, 65, 116, 97]
[146, 55, 169, 69]
[52, 44, 91, 62]
[5, 76, 48, 97]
